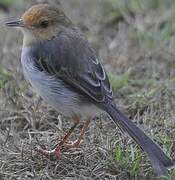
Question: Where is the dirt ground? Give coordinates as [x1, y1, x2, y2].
[0, 0, 175, 179]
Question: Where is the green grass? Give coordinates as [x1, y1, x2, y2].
[0, 67, 13, 89]
[0, 0, 13, 5]
[108, 72, 129, 92]
[114, 145, 143, 176]
[103, 0, 175, 48]
[109, 72, 175, 177]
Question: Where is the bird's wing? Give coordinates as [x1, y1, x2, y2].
[37, 28, 113, 103]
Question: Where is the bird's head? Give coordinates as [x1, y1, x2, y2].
[5, 4, 72, 46]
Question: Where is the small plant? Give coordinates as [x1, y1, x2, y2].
[114, 145, 143, 176]
[108, 72, 129, 92]
[0, 67, 13, 89]
[0, 0, 13, 6]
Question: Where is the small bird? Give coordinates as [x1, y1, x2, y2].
[5, 4, 174, 176]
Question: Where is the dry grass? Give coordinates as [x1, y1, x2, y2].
[0, 0, 175, 179]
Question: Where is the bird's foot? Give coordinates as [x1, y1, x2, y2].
[34, 140, 82, 159]
[35, 146, 62, 159]
[64, 139, 82, 149]
[34, 119, 90, 159]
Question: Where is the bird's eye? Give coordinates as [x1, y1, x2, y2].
[40, 21, 49, 28]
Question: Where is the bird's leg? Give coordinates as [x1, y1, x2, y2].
[64, 118, 91, 148]
[35, 116, 80, 158]
[53, 121, 79, 157]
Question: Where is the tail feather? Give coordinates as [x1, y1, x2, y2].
[105, 104, 174, 177]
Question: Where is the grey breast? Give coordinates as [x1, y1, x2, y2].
[21, 46, 99, 118]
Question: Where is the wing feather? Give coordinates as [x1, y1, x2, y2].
[35, 28, 113, 103]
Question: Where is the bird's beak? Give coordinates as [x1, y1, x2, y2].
[5, 19, 24, 27]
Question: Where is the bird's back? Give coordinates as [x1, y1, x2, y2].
[21, 28, 103, 118]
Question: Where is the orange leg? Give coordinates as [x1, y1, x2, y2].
[35, 117, 80, 158]
[64, 118, 91, 148]
[35, 117, 91, 158]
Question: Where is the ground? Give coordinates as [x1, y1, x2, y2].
[0, 0, 175, 179]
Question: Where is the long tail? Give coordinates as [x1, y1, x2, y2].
[104, 103, 174, 177]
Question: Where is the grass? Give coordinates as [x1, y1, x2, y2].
[0, 0, 175, 179]
[0, 68, 13, 89]
[114, 145, 143, 176]
[108, 71, 129, 92]
[103, 0, 175, 49]
[0, 0, 13, 5]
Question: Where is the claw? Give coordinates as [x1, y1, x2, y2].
[35, 146, 62, 159]
[34, 118, 91, 159]
[64, 139, 82, 149]
[53, 146, 62, 159]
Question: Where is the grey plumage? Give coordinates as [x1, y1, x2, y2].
[21, 27, 174, 176]
[21, 27, 112, 117]
[5, 4, 174, 177]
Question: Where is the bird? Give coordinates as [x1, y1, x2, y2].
[5, 3, 174, 177]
